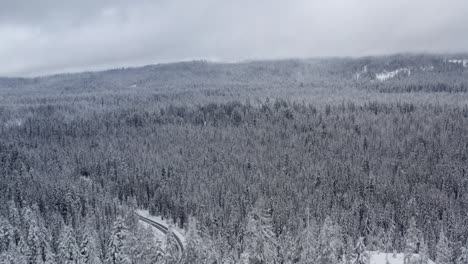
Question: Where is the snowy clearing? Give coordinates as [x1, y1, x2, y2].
[420, 65, 434, 71]
[366, 251, 435, 264]
[448, 59, 468, 67]
[376, 68, 411, 81]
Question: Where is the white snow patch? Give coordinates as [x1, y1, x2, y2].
[448, 59, 468, 67]
[376, 68, 411, 81]
[4, 118, 24, 128]
[136, 209, 186, 245]
[129, 84, 137, 88]
[365, 251, 434, 264]
[420, 65, 434, 71]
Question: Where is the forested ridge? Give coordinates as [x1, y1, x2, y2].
[1, 54, 468, 263]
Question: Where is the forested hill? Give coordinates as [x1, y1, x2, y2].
[1, 54, 468, 263]
[1, 54, 468, 102]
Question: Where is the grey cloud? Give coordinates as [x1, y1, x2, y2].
[1, 0, 468, 76]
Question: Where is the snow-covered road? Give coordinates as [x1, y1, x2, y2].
[136, 210, 185, 261]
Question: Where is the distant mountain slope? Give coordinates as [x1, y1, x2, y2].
[1, 54, 467, 97]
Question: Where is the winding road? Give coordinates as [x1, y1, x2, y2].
[137, 214, 185, 261]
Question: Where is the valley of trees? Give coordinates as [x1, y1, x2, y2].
[1, 54, 468, 263]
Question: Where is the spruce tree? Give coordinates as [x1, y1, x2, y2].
[57, 225, 82, 264]
[26, 214, 55, 264]
[6, 201, 21, 247]
[456, 241, 468, 264]
[105, 217, 130, 264]
[354, 237, 369, 264]
[318, 216, 343, 264]
[183, 218, 205, 263]
[0, 218, 15, 253]
[404, 217, 420, 264]
[419, 236, 429, 264]
[80, 224, 102, 264]
[384, 218, 396, 262]
[299, 216, 318, 264]
[131, 225, 164, 264]
[17, 235, 30, 261]
[435, 229, 452, 264]
[240, 199, 277, 264]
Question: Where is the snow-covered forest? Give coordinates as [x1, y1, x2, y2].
[1, 54, 468, 263]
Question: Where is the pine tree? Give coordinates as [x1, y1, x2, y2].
[278, 231, 299, 264]
[318, 217, 343, 264]
[58, 225, 82, 264]
[105, 217, 130, 264]
[419, 236, 429, 264]
[342, 235, 355, 264]
[80, 224, 102, 264]
[25, 212, 56, 264]
[183, 218, 206, 263]
[354, 237, 369, 264]
[17, 235, 30, 261]
[384, 218, 396, 262]
[0, 217, 15, 253]
[124, 198, 139, 232]
[455, 241, 468, 264]
[299, 214, 318, 264]
[7, 201, 21, 228]
[240, 200, 277, 264]
[404, 217, 420, 264]
[6, 201, 21, 246]
[130, 225, 164, 264]
[435, 229, 452, 264]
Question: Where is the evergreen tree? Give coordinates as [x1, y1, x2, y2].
[367, 226, 385, 252]
[105, 217, 130, 264]
[183, 218, 206, 263]
[354, 237, 369, 264]
[278, 231, 299, 264]
[123, 199, 139, 232]
[130, 225, 164, 264]
[240, 200, 277, 264]
[6, 201, 21, 246]
[58, 225, 82, 264]
[0, 218, 15, 253]
[299, 215, 318, 264]
[80, 224, 102, 264]
[435, 229, 452, 264]
[17, 235, 30, 262]
[384, 218, 396, 262]
[455, 241, 468, 264]
[404, 217, 420, 264]
[318, 216, 343, 264]
[25, 212, 55, 264]
[419, 236, 429, 264]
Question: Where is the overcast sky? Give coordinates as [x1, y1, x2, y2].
[1, 0, 468, 76]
